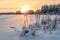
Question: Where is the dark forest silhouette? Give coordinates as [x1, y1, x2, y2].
[0, 4, 60, 15]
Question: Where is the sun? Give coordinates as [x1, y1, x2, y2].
[21, 6, 30, 13]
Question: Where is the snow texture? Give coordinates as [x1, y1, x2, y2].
[0, 15, 60, 40]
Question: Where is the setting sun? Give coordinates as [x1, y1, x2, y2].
[21, 6, 30, 13]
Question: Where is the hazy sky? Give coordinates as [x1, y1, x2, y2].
[0, 0, 60, 12]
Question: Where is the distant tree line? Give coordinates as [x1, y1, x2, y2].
[41, 4, 60, 15]
[0, 4, 60, 15]
[17, 4, 60, 15]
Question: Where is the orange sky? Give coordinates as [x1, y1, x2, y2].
[0, 0, 60, 12]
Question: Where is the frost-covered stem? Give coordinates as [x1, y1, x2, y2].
[10, 27, 19, 32]
[24, 14, 28, 27]
[48, 16, 52, 33]
[52, 17, 57, 30]
[31, 30, 36, 36]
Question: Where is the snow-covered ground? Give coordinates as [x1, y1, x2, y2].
[0, 15, 60, 40]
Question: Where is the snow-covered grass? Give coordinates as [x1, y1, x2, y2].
[0, 15, 60, 40]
